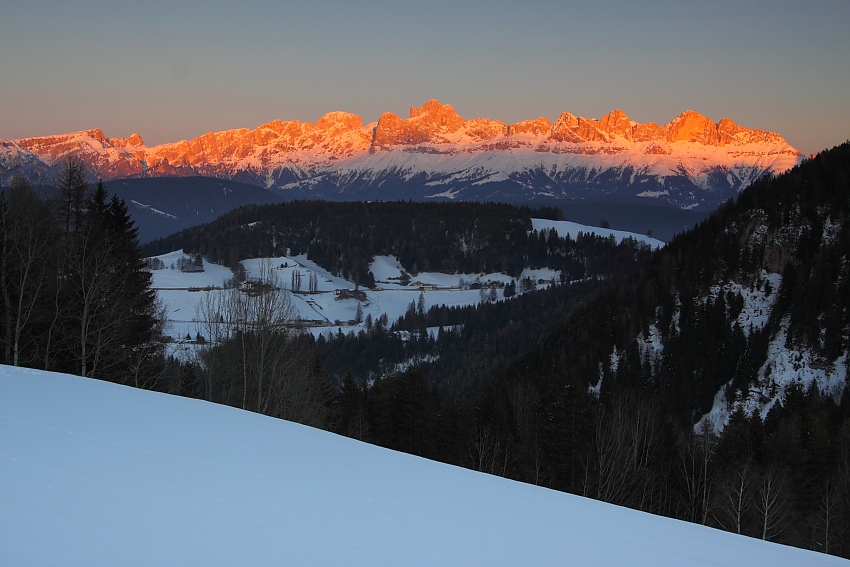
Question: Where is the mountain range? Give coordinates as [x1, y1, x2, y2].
[1, 100, 802, 210]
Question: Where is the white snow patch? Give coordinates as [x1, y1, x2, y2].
[425, 188, 460, 199]
[531, 218, 665, 249]
[636, 189, 670, 198]
[130, 200, 177, 219]
[636, 324, 664, 370]
[822, 216, 840, 246]
[610, 345, 620, 375]
[149, 252, 563, 349]
[393, 353, 439, 374]
[698, 317, 848, 431]
[370, 255, 406, 282]
[708, 270, 782, 337]
[147, 251, 236, 344]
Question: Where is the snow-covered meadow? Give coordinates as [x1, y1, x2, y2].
[2, 365, 845, 566]
[531, 218, 666, 249]
[148, 217, 624, 348]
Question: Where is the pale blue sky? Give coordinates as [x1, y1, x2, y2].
[2, 0, 848, 155]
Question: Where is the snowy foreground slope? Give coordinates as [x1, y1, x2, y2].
[1, 366, 845, 566]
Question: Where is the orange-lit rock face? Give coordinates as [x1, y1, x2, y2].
[15, 129, 110, 161]
[87, 129, 108, 144]
[665, 110, 719, 144]
[716, 117, 784, 146]
[576, 117, 607, 142]
[463, 118, 507, 142]
[372, 112, 408, 147]
[548, 110, 634, 143]
[598, 110, 632, 140]
[550, 112, 583, 143]
[316, 111, 363, 135]
[3, 100, 799, 184]
[507, 118, 552, 137]
[108, 133, 144, 148]
[409, 99, 464, 130]
[372, 100, 471, 148]
[146, 112, 373, 168]
[632, 122, 663, 142]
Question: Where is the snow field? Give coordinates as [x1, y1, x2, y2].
[531, 218, 666, 249]
[1, 366, 845, 566]
[150, 250, 563, 346]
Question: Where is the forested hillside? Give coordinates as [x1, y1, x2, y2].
[317, 234, 653, 392]
[514, 141, 850, 423]
[144, 201, 567, 286]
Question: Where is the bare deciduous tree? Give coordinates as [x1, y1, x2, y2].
[65, 219, 127, 377]
[195, 286, 234, 401]
[240, 261, 297, 413]
[810, 476, 842, 554]
[44, 159, 89, 370]
[713, 458, 752, 535]
[593, 391, 667, 512]
[124, 299, 169, 390]
[468, 422, 512, 477]
[677, 422, 718, 524]
[755, 463, 790, 541]
[195, 260, 327, 427]
[0, 176, 55, 366]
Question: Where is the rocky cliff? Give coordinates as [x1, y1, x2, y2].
[0, 100, 802, 210]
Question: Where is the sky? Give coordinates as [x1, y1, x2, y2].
[1, 1, 848, 156]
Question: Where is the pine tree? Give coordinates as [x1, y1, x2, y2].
[417, 291, 425, 318]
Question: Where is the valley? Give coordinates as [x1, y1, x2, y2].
[2, 120, 847, 563]
[1, 134, 847, 563]
[4, 2, 847, 564]
[151, 217, 659, 356]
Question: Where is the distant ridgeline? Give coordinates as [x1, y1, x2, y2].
[2, 101, 801, 212]
[143, 201, 631, 286]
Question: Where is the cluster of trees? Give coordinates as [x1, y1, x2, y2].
[1, 161, 164, 384]
[329, 369, 850, 556]
[1, 162, 331, 430]
[313, 233, 653, 392]
[185, 261, 329, 427]
[176, 253, 204, 272]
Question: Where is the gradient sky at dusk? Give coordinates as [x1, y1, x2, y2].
[2, 1, 848, 156]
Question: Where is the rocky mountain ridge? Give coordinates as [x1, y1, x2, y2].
[1, 100, 802, 210]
